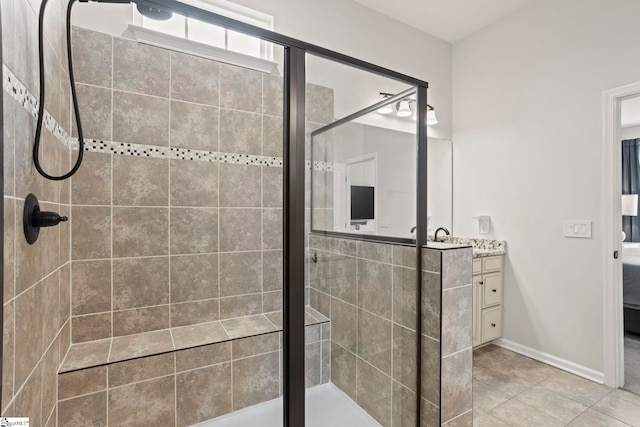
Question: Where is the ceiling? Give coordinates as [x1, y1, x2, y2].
[352, 0, 537, 43]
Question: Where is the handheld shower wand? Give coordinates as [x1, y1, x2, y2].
[33, 0, 174, 181]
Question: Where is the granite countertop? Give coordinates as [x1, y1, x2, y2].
[428, 236, 507, 258]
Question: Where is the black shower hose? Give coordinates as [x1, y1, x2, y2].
[33, 0, 85, 181]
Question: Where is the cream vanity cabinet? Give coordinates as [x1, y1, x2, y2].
[472, 255, 504, 347]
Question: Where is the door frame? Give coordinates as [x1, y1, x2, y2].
[602, 81, 640, 387]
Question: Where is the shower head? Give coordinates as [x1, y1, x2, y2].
[136, 2, 173, 20]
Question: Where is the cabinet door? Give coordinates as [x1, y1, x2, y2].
[482, 256, 502, 273]
[481, 306, 502, 342]
[482, 272, 503, 308]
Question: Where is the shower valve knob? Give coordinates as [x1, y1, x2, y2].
[23, 193, 68, 245]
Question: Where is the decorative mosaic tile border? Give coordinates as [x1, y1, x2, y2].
[3, 64, 72, 149]
[83, 139, 285, 167]
[3, 63, 335, 171]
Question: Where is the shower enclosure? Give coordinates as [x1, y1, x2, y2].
[1, 0, 473, 426]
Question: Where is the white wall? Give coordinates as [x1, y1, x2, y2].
[622, 125, 640, 140]
[71, 0, 452, 140]
[453, 0, 640, 374]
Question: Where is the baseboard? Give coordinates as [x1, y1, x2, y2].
[493, 338, 605, 384]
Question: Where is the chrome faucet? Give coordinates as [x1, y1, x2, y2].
[434, 227, 450, 242]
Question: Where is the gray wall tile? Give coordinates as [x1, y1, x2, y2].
[357, 309, 392, 375]
[331, 342, 356, 400]
[169, 160, 218, 207]
[112, 305, 170, 336]
[170, 100, 219, 151]
[219, 109, 261, 155]
[263, 166, 282, 208]
[170, 254, 218, 302]
[422, 271, 441, 340]
[263, 250, 283, 292]
[441, 349, 472, 423]
[72, 26, 113, 87]
[112, 156, 168, 206]
[219, 294, 262, 319]
[72, 260, 111, 316]
[72, 313, 111, 343]
[72, 151, 111, 206]
[219, 251, 262, 297]
[232, 352, 279, 410]
[357, 259, 392, 318]
[356, 359, 391, 427]
[263, 74, 283, 117]
[170, 208, 218, 254]
[177, 363, 233, 425]
[262, 208, 282, 250]
[108, 375, 175, 425]
[393, 324, 417, 392]
[263, 115, 283, 157]
[171, 51, 220, 105]
[113, 38, 170, 97]
[220, 64, 262, 113]
[71, 206, 111, 260]
[219, 163, 261, 207]
[108, 353, 174, 388]
[442, 247, 473, 289]
[219, 208, 261, 252]
[58, 392, 107, 427]
[74, 84, 112, 141]
[442, 286, 473, 356]
[331, 298, 356, 353]
[171, 299, 219, 327]
[113, 257, 169, 310]
[112, 207, 168, 258]
[393, 266, 417, 330]
[113, 91, 170, 146]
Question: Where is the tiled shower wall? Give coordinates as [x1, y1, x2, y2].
[68, 27, 335, 342]
[2, 0, 73, 424]
[309, 235, 420, 427]
[309, 235, 473, 427]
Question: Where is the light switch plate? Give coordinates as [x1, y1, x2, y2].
[563, 220, 592, 238]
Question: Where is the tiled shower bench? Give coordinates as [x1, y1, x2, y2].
[57, 307, 330, 426]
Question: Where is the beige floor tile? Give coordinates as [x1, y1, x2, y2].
[613, 388, 640, 407]
[473, 365, 536, 397]
[473, 412, 510, 427]
[490, 398, 565, 427]
[515, 385, 588, 423]
[473, 379, 511, 412]
[537, 370, 613, 406]
[592, 392, 640, 425]
[568, 408, 631, 426]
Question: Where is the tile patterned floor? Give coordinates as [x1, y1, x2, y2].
[474, 345, 640, 426]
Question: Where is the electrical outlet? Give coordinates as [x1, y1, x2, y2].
[563, 220, 592, 238]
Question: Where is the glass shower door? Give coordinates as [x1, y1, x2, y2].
[305, 53, 422, 427]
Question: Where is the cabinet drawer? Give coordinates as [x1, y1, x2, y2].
[482, 273, 503, 308]
[472, 259, 482, 275]
[481, 307, 502, 342]
[482, 256, 502, 273]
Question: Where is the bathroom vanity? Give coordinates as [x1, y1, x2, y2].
[472, 254, 504, 347]
[440, 237, 507, 348]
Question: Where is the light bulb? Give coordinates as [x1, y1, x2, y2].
[397, 100, 411, 117]
[426, 108, 438, 125]
[377, 104, 394, 115]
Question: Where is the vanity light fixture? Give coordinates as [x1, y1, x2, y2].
[377, 92, 437, 125]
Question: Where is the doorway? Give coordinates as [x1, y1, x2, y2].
[603, 82, 640, 389]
